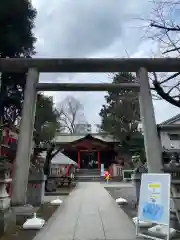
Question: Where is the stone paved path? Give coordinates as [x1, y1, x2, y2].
[33, 183, 136, 240]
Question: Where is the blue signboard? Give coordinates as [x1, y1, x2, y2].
[138, 173, 171, 225]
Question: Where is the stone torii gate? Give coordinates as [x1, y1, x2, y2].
[0, 58, 178, 206]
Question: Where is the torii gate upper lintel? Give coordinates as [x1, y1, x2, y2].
[0, 57, 179, 72]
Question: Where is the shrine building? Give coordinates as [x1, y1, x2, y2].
[53, 133, 119, 169]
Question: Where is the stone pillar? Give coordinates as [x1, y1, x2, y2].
[97, 151, 100, 170]
[11, 68, 39, 206]
[136, 68, 162, 173]
[78, 151, 80, 169]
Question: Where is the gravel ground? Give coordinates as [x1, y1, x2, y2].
[105, 185, 138, 219]
[105, 185, 180, 240]
[0, 203, 59, 240]
[43, 195, 66, 203]
[45, 183, 76, 196]
[0, 184, 76, 240]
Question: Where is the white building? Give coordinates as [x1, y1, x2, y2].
[74, 123, 92, 134]
[157, 114, 180, 151]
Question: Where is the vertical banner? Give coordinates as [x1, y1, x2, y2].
[101, 164, 104, 176]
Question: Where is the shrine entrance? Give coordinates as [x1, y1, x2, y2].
[60, 134, 116, 170]
[79, 151, 98, 169]
[78, 150, 101, 169]
[3, 57, 166, 205]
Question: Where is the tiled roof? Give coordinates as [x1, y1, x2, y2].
[51, 151, 77, 165]
[53, 133, 118, 143]
[160, 113, 180, 125]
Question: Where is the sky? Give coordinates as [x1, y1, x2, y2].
[31, 0, 180, 130]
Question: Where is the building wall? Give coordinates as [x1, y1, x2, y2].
[50, 164, 76, 177]
[139, 116, 180, 150]
[160, 129, 180, 150]
[50, 164, 66, 176]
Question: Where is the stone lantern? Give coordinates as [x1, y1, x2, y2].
[131, 155, 147, 204]
[0, 157, 15, 235]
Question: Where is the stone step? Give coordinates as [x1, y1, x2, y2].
[77, 170, 100, 172]
[75, 176, 122, 182]
[77, 168, 100, 172]
[75, 175, 103, 182]
[76, 173, 100, 177]
[76, 175, 100, 177]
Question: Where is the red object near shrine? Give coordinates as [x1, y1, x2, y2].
[104, 171, 110, 177]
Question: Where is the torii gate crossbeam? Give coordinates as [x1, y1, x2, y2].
[2, 57, 171, 206]
[36, 83, 140, 91]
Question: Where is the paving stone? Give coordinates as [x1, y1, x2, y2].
[33, 183, 137, 240]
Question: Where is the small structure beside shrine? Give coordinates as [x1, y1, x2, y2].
[48, 151, 77, 188]
[50, 151, 77, 176]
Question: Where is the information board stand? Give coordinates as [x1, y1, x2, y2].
[136, 173, 171, 240]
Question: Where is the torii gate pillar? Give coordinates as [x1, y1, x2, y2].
[137, 68, 162, 173]
[11, 68, 39, 206]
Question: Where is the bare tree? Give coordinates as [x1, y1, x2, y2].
[143, 0, 180, 107]
[58, 96, 88, 133]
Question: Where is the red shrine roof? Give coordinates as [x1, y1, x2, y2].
[54, 133, 118, 151]
[53, 133, 118, 144]
[54, 133, 118, 143]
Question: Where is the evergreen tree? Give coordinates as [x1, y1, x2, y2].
[99, 72, 144, 154]
[0, 0, 37, 124]
[32, 94, 61, 167]
[34, 94, 60, 145]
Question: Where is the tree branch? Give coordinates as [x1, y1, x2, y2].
[145, 2, 180, 108]
[150, 23, 180, 32]
[59, 115, 72, 133]
[153, 81, 180, 107]
[58, 96, 87, 133]
[159, 72, 180, 84]
[163, 47, 180, 54]
[167, 81, 180, 94]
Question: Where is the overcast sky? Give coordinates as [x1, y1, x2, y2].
[31, 0, 180, 130]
